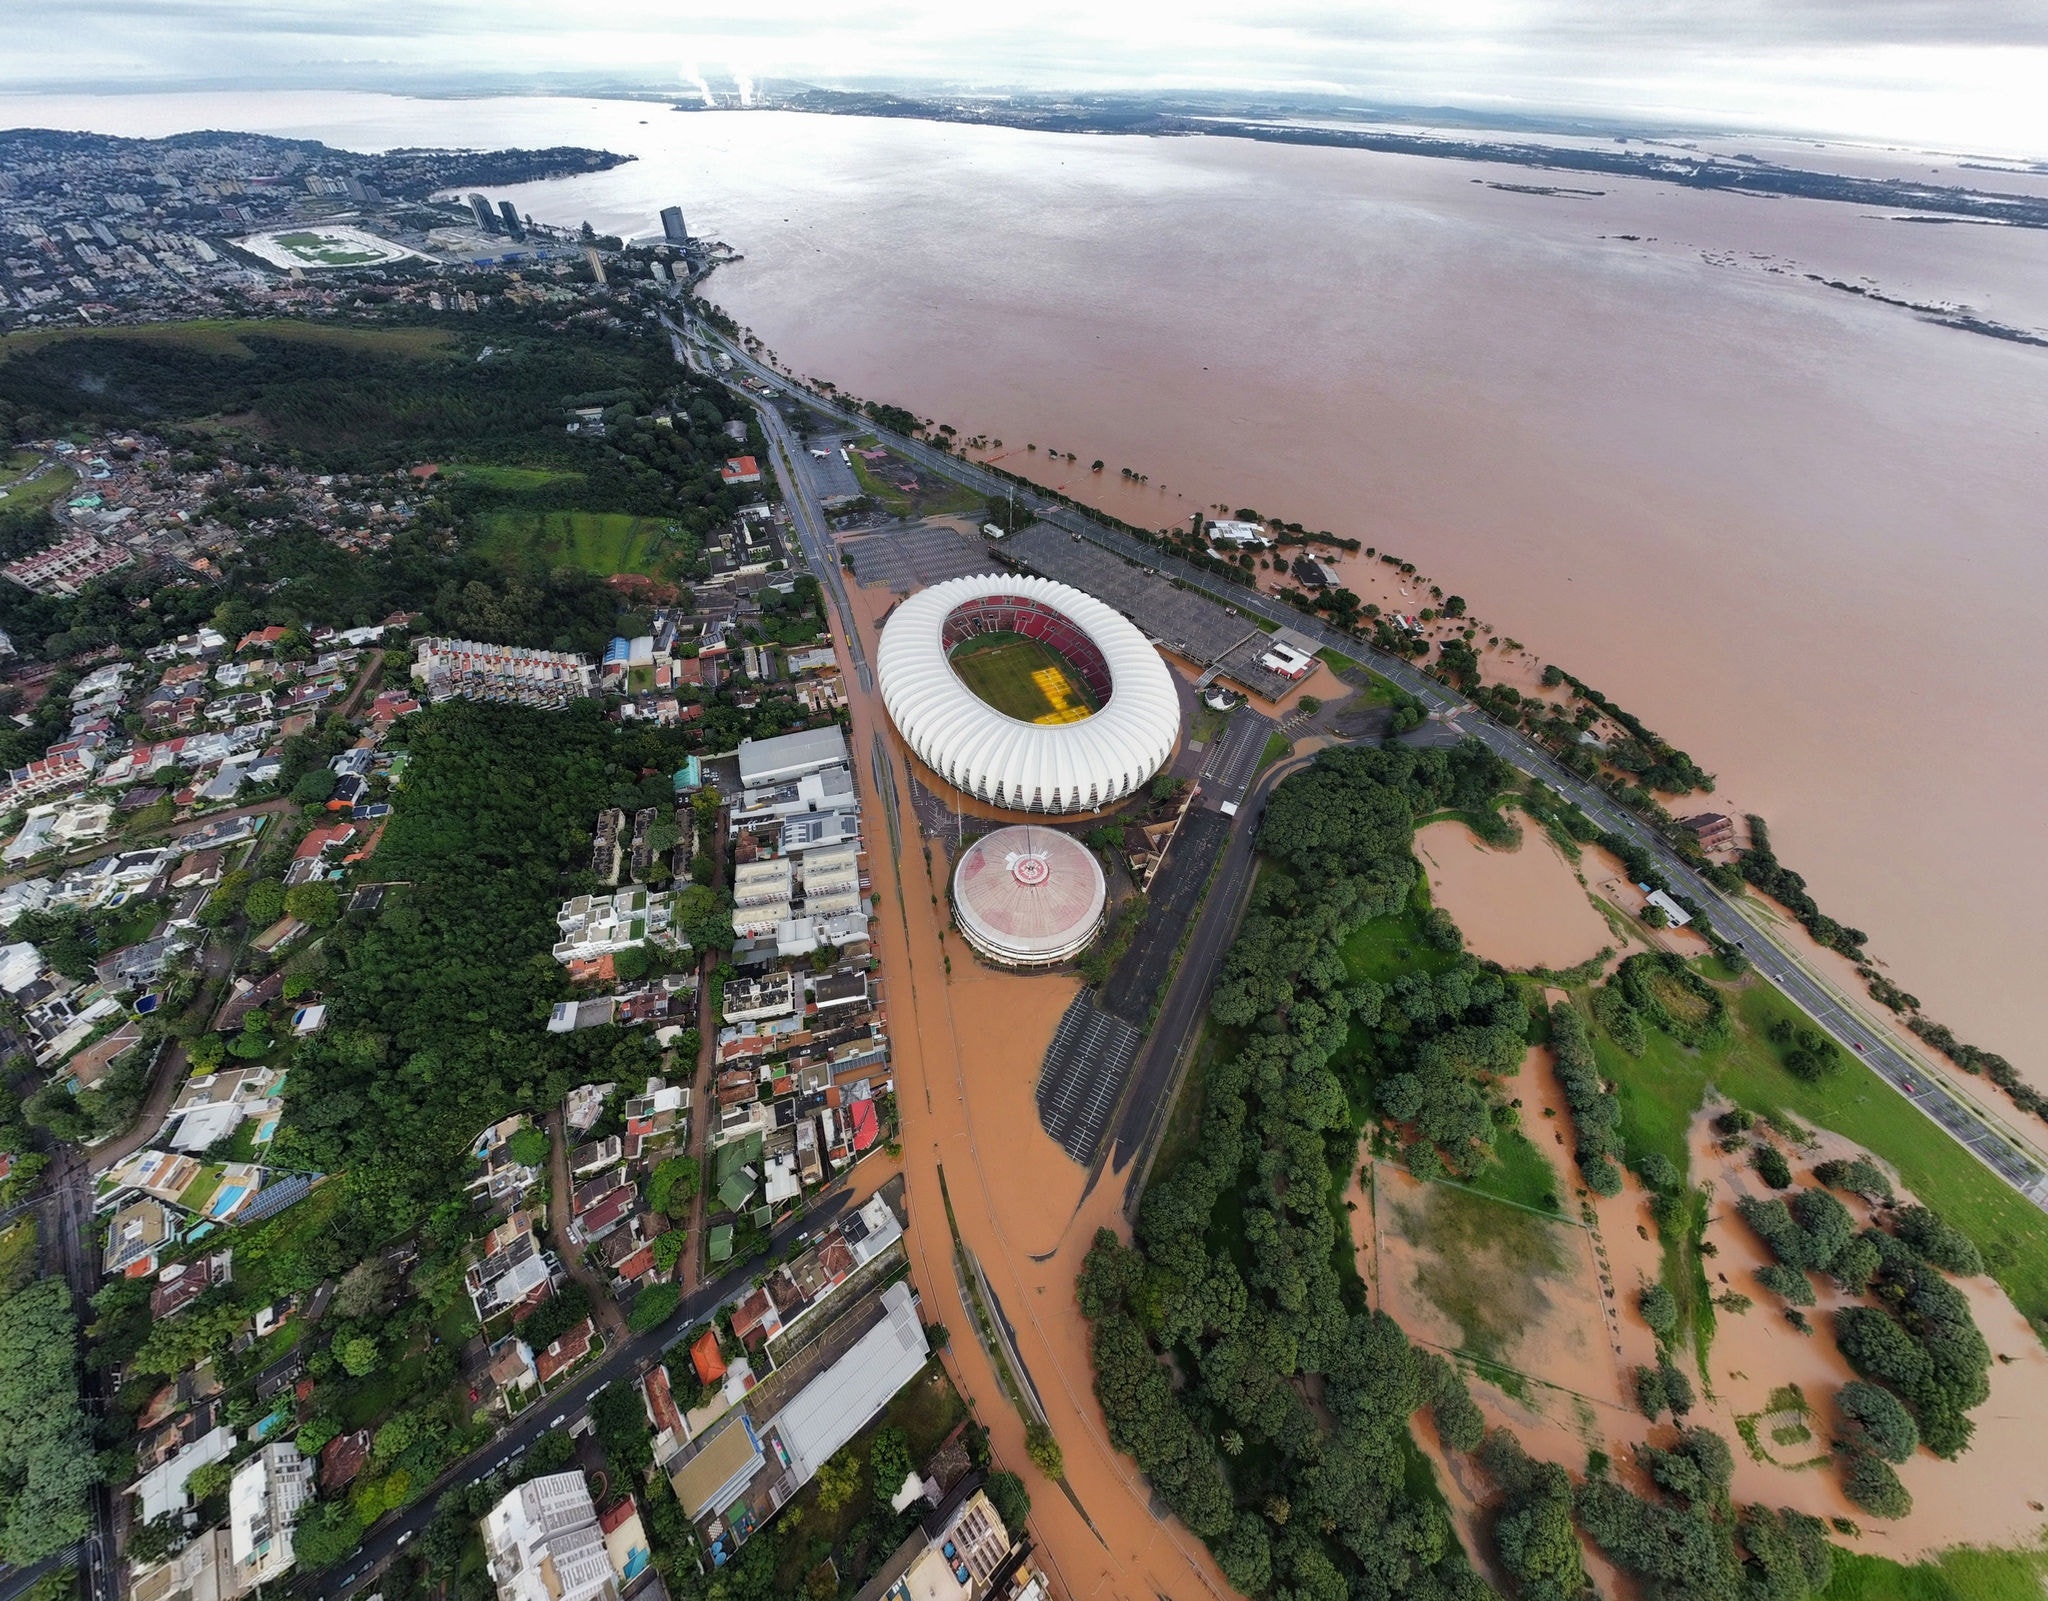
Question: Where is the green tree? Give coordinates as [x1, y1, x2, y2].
[185, 1460, 232, 1503]
[335, 1333, 380, 1376]
[812, 1447, 860, 1514]
[0, 1278, 100, 1564]
[628, 1283, 679, 1332]
[984, 1469, 1030, 1535]
[292, 769, 337, 804]
[1638, 1284, 1679, 1344]
[1837, 1381, 1918, 1463]
[1841, 1450, 1913, 1519]
[506, 1125, 550, 1168]
[285, 880, 340, 927]
[244, 878, 287, 926]
[1024, 1422, 1064, 1481]
[869, 1427, 914, 1499]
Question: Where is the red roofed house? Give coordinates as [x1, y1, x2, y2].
[720, 455, 761, 485]
[728, 1285, 781, 1350]
[848, 1096, 879, 1154]
[574, 1185, 635, 1244]
[238, 625, 288, 653]
[689, 1328, 724, 1389]
[535, 1318, 594, 1385]
[293, 823, 357, 861]
[642, 1364, 684, 1438]
[613, 1243, 655, 1285]
[320, 1428, 372, 1491]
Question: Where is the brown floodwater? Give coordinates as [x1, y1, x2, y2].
[9, 90, 2046, 1079]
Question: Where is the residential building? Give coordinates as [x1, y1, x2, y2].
[883, 1484, 1017, 1601]
[552, 889, 682, 963]
[660, 206, 688, 246]
[105, 1195, 176, 1276]
[722, 971, 794, 1023]
[130, 1528, 245, 1601]
[481, 1472, 619, 1601]
[228, 1441, 315, 1584]
[413, 638, 593, 706]
[467, 1210, 558, 1322]
[130, 1424, 235, 1524]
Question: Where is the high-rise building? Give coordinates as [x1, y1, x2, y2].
[482, 1473, 619, 1601]
[469, 194, 499, 234]
[660, 206, 689, 246]
[229, 1442, 315, 1586]
[584, 246, 607, 287]
[498, 200, 526, 241]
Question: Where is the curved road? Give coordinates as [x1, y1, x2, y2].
[685, 313, 2048, 1214]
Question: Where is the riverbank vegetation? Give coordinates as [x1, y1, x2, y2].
[1086, 735, 2048, 1601]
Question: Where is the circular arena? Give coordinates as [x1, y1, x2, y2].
[877, 573, 1180, 814]
[951, 824, 1107, 966]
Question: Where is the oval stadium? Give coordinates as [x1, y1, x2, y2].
[951, 824, 1108, 966]
[876, 573, 1180, 814]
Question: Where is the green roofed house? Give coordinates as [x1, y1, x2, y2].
[717, 1172, 755, 1214]
[707, 1224, 734, 1264]
[750, 1206, 772, 1230]
[715, 1131, 763, 1182]
[673, 758, 701, 793]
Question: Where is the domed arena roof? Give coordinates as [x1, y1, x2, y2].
[951, 824, 1108, 966]
[877, 573, 1180, 815]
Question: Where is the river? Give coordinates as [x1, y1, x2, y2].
[7, 90, 2046, 1079]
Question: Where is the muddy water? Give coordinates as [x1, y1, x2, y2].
[11, 89, 2045, 1075]
[1414, 819, 1613, 971]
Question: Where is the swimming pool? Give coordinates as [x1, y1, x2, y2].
[207, 1184, 249, 1219]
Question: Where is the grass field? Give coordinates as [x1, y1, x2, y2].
[1820, 1542, 2048, 1601]
[846, 436, 984, 519]
[443, 464, 584, 493]
[1581, 967, 2048, 1334]
[478, 509, 677, 576]
[948, 631, 1099, 723]
[0, 318, 452, 363]
[0, 462, 76, 518]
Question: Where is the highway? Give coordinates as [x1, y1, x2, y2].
[318, 1187, 857, 1601]
[682, 311, 2048, 1216]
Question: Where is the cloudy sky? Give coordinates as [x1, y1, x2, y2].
[5, 0, 2045, 157]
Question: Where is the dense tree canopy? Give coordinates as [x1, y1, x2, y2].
[0, 1279, 100, 1564]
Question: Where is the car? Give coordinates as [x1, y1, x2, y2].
[396, 1533, 414, 1548]
[549, 1414, 567, 1427]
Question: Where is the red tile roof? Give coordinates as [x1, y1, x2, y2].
[644, 1365, 684, 1437]
[848, 1097, 879, 1153]
[598, 1498, 639, 1536]
[689, 1328, 724, 1388]
[536, 1319, 594, 1385]
[614, 1244, 655, 1282]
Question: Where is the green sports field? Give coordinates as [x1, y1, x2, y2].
[477, 509, 675, 576]
[948, 632, 1100, 723]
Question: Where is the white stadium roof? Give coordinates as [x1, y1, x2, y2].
[877, 573, 1179, 814]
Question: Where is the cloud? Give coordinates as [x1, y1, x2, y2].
[1, 0, 2042, 156]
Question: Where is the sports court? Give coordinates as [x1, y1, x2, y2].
[948, 632, 1101, 724]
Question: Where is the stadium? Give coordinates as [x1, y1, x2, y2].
[951, 824, 1108, 966]
[876, 573, 1180, 815]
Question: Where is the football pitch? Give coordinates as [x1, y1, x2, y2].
[949, 632, 1100, 724]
